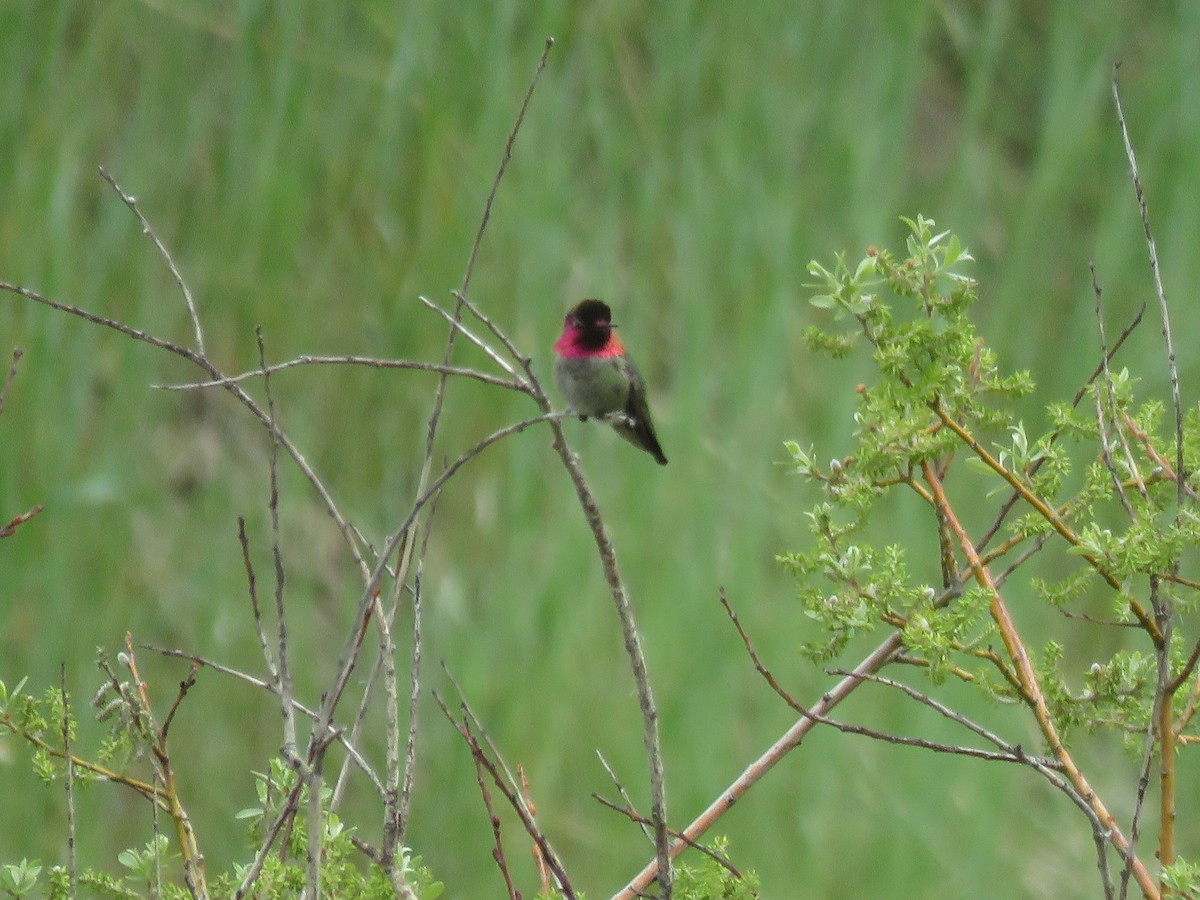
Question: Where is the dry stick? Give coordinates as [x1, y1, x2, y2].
[1090, 263, 1143, 519]
[618, 633, 903, 897]
[470, 746, 520, 900]
[143, 644, 384, 795]
[1093, 264, 1162, 900]
[398, 504, 439, 845]
[829, 663, 1119, 900]
[376, 546, 406, 869]
[430, 278, 677, 880]
[237, 518, 278, 683]
[257, 330, 300, 766]
[362, 37, 554, 880]
[1111, 70, 1184, 518]
[592, 795, 742, 878]
[724, 591, 1060, 767]
[414, 35, 553, 504]
[1112, 66, 1183, 891]
[597, 750, 653, 844]
[0, 347, 22, 414]
[0, 504, 43, 538]
[254, 331, 318, 899]
[439, 663, 539, 825]
[433, 690, 575, 898]
[0, 280, 370, 580]
[60, 665, 78, 900]
[920, 460, 1158, 899]
[545, 419, 672, 896]
[157, 355, 527, 394]
[98, 166, 206, 356]
[481, 317, 675, 894]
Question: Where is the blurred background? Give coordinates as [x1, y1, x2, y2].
[2, 2, 1199, 897]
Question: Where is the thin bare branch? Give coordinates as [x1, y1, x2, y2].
[593, 793, 742, 879]
[60, 665, 78, 899]
[156, 353, 528, 394]
[471, 741, 519, 900]
[725, 592, 1058, 766]
[451, 289, 532, 370]
[1113, 63, 1180, 890]
[0, 346, 22, 414]
[433, 689, 574, 897]
[618, 628, 904, 897]
[237, 517, 277, 682]
[98, 167, 206, 356]
[0, 280, 370, 578]
[0, 504, 44, 538]
[419, 297, 526, 382]
[257, 329, 300, 765]
[460, 37, 554, 297]
[1111, 66, 1183, 516]
[597, 750, 652, 844]
[142, 644, 383, 795]
[1090, 262, 1142, 518]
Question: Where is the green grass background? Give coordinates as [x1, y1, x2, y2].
[2, 2, 1200, 897]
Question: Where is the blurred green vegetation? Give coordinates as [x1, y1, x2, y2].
[1, 2, 1199, 897]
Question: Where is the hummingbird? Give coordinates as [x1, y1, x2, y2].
[552, 299, 668, 465]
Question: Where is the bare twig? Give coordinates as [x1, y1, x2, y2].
[98, 166, 206, 356]
[60, 665, 78, 899]
[256, 330, 301, 768]
[593, 793, 742, 879]
[433, 689, 574, 897]
[0, 346, 22, 414]
[1090, 262, 1141, 519]
[237, 518, 277, 682]
[0, 504, 44, 538]
[725, 591, 1060, 767]
[399, 500, 439, 845]
[461, 38, 554, 298]
[419, 298, 527, 382]
[619, 630, 903, 896]
[156, 354, 528, 394]
[452, 289, 532, 370]
[1111, 67, 1183, 514]
[471, 743, 519, 900]
[142, 644, 382, 794]
[597, 750, 652, 843]
[1113, 63, 1181, 893]
[0, 279, 370, 578]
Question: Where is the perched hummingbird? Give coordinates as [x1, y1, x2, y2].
[552, 299, 668, 465]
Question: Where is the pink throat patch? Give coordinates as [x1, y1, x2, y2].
[553, 328, 625, 359]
